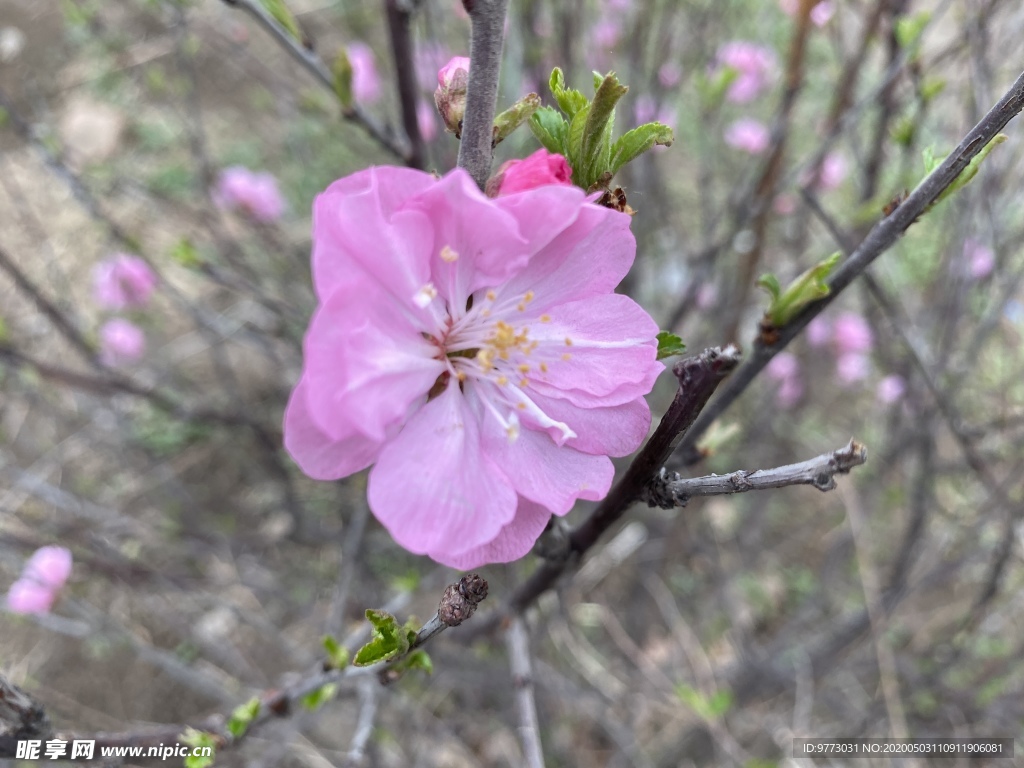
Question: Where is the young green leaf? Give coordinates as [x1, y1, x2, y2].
[301, 683, 338, 710]
[566, 104, 592, 184]
[395, 649, 433, 675]
[259, 0, 302, 43]
[580, 74, 628, 185]
[180, 729, 217, 768]
[610, 122, 675, 174]
[332, 49, 354, 111]
[655, 331, 686, 360]
[926, 134, 1007, 209]
[761, 252, 841, 328]
[528, 107, 570, 156]
[322, 635, 350, 670]
[493, 93, 542, 147]
[549, 68, 588, 119]
[353, 609, 410, 666]
[226, 697, 261, 739]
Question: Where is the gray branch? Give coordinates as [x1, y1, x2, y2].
[457, 0, 510, 188]
[505, 619, 546, 768]
[643, 439, 868, 509]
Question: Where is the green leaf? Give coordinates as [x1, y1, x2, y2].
[180, 729, 217, 768]
[920, 77, 945, 102]
[170, 238, 201, 269]
[675, 685, 733, 722]
[549, 68, 588, 119]
[332, 49, 354, 111]
[921, 145, 940, 175]
[895, 11, 930, 50]
[493, 93, 541, 147]
[301, 683, 337, 710]
[394, 649, 433, 675]
[610, 122, 674, 175]
[259, 0, 302, 43]
[322, 635, 350, 670]
[761, 252, 841, 328]
[226, 697, 260, 739]
[695, 67, 738, 111]
[353, 609, 410, 666]
[528, 107, 569, 156]
[566, 104, 592, 184]
[580, 73, 628, 185]
[655, 331, 686, 360]
[927, 133, 1007, 209]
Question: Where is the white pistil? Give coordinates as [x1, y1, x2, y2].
[413, 282, 438, 308]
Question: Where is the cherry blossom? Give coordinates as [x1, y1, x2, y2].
[284, 167, 662, 569]
[213, 166, 285, 223]
[92, 253, 157, 310]
[6, 546, 72, 615]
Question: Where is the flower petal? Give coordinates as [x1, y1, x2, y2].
[495, 202, 635, 312]
[312, 167, 436, 304]
[368, 381, 517, 557]
[479, 405, 614, 515]
[283, 377, 385, 480]
[303, 277, 444, 442]
[431, 497, 552, 570]
[523, 393, 652, 457]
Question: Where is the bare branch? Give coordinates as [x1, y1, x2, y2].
[505, 619, 546, 768]
[643, 439, 868, 509]
[384, 0, 426, 170]
[219, 0, 411, 163]
[457, 0, 511, 188]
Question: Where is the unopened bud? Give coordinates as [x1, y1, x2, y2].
[434, 56, 470, 138]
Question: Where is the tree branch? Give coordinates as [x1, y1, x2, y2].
[505, 618, 546, 768]
[643, 439, 868, 508]
[457, 0, 510, 188]
[384, 0, 426, 170]
[674, 67, 1024, 463]
[219, 0, 411, 163]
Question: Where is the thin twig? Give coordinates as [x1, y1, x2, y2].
[384, 0, 426, 170]
[457, 0, 511, 188]
[220, 0, 410, 163]
[643, 439, 868, 508]
[505, 618, 546, 768]
[342, 678, 379, 767]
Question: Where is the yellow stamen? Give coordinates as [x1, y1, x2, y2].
[440, 245, 459, 262]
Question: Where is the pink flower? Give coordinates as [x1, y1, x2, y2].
[876, 374, 906, 404]
[724, 118, 770, 154]
[766, 352, 802, 409]
[832, 312, 873, 355]
[417, 99, 438, 142]
[592, 19, 622, 49]
[213, 166, 285, 223]
[716, 41, 776, 103]
[836, 352, 870, 385]
[284, 167, 662, 569]
[805, 316, 832, 348]
[780, 0, 834, 26]
[92, 254, 157, 310]
[6, 546, 72, 615]
[347, 42, 381, 104]
[817, 152, 847, 191]
[490, 149, 573, 196]
[99, 318, 146, 366]
[659, 61, 683, 88]
[435, 56, 470, 135]
[964, 239, 995, 280]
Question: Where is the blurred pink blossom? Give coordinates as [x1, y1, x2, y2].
[592, 18, 622, 49]
[99, 318, 146, 366]
[658, 61, 683, 88]
[836, 352, 871, 385]
[832, 312, 873, 355]
[491, 149, 573, 196]
[725, 118, 770, 154]
[773, 194, 797, 215]
[417, 100, 438, 142]
[766, 352, 802, 408]
[780, 0, 834, 26]
[92, 254, 157, 311]
[415, 42, 449, 90]
[716, 41, 776, 103]
[818, 152, 847, 190]
[6, 546, 72, 615]
[283, 166, 662, 569]
[805, 316, 832, 347]
[347, 42, 381, 103]
[876, 374, 906, 404]
[696, 284, 718, 310]
[964, 239, 995, 280]
[213, 166, 285, 223]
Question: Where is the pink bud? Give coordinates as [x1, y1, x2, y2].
[818, 152, 847, 191]
[213, 166, 285, 223]
[434, 56, 470, 136]
[92, 254, 157, 311]
[724, 118, 770, 154]
[964, 239, 995, 280]
[876, 375, 906, 404]
[24, 546, 73, 589]
[6, 579, 56, 615]
[100, 318, 146, 366]
[489, 149, 573, 196]
[347, 42, 381, 104]
[832, 312, 873, 355]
